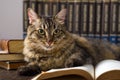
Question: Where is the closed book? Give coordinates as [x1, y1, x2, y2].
[0, 39, 24, 53]
[0, 60, 26, 70]
[0, 52, 24, 61]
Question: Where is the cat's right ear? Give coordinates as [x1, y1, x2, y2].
[28, 8, 38, 24]
[55, 9, 67, 24]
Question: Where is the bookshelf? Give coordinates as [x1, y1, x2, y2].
[23, 0, 120, 44]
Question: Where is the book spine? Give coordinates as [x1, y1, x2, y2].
[0, 61, 26, 70]
[23, 0, 29, 37]
[82, 4, 87, 36]
[7, 61, 26, 70]
[74, 3, 79, 34]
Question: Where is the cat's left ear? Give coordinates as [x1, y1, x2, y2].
[55, 9, 67, 24]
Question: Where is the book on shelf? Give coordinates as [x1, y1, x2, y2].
[32, 59, 120, 80]
[0, 39, 24, 53]
[0, 60, 26, 70]
[0, 52, 24, 61]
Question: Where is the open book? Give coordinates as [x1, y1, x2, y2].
[32, 60, 120, 80]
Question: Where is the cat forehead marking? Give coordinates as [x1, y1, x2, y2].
[41, 17, 55, 29]
[41, 24, 48, 29]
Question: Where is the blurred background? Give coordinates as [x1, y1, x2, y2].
[0, 0, 23, 39]
[0, 0, 120, 44]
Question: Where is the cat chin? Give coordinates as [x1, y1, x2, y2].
[40, 45, 53, 51]
[44, 47, 53, 51]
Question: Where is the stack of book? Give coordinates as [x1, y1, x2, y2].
[0, 39, 26, 70]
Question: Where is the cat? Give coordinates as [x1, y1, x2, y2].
[18, 8, 120, 76]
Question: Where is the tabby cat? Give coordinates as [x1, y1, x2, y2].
[18, 8, 120, 76]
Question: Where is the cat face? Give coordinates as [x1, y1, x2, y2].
[27, 8, 67, 50]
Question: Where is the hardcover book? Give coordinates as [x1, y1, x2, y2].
[0, 60, 26, 70]
[32, 60, 120, 80]
[0, 39, 24, 53]
[0, 53, 24, 61]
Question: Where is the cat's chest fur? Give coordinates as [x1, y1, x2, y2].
[24, 33, 78, 70]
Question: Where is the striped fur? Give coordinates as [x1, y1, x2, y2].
[18, 8, 120, 76]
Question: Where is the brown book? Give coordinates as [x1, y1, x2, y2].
[0, 60, 26, 70]
[0, 52, 24, 61]
[32, 60, 120, 80]
[0, 39, 24, 53]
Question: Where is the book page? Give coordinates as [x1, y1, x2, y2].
[0, 51, 8, 53]
[32, 64, 94, 80]
[95, 59, 120, 80]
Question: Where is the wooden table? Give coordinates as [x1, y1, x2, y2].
[0, 68, 34, 80]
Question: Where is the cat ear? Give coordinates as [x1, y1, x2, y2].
[55, 9, 67, 24]
[28, 8, 38, 24]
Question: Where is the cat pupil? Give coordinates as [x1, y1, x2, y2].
[38, 29, 45, 35]
[54, 29, 60, 34]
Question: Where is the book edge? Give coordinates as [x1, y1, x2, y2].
[32, 65, 94, 80]
[96, 70, 120, 80]
[0, 53, 24, 61]
[0, 61, 26, 70]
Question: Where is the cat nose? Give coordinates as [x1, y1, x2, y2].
[47, 41, 52, 46]
[47, 39, 53, 46]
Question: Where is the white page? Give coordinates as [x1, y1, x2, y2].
[32, 64, 94, 80]
[0, 51, 8, 53]
[95, 59, 120, 79]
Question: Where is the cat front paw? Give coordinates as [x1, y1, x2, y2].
[17, 65, 41, 76]
[65, 58, 85, 67]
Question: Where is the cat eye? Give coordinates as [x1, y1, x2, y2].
[54, 29, 60, 34]
[38, 29, 45, 35]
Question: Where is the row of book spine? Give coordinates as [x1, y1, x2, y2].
[23, 0, 120, 43]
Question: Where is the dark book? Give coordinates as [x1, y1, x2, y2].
[0, 60, 26, 70]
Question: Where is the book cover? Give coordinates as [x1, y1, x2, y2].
[0, 53, 24, 61]
[0, 39, 24, 53]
